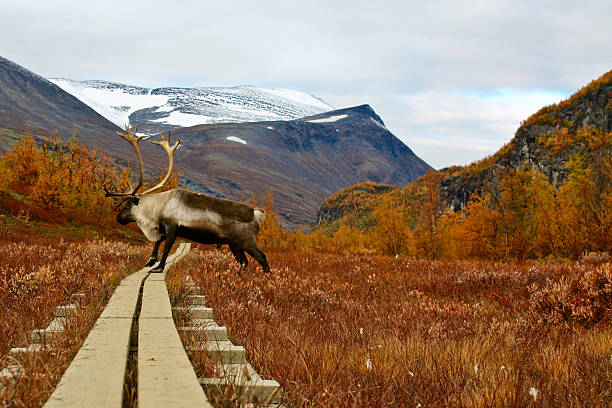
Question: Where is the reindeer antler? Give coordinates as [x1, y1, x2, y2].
[139, 132, 180, 195]
[104, 126, 179, 197]
[104, 125, 146, 197]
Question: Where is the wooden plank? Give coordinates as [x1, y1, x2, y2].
[138, 244, 213, 407]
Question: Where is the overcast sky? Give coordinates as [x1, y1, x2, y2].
[2, 0, 611, 169]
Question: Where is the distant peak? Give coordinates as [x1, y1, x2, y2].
[301, 104, 386, 127]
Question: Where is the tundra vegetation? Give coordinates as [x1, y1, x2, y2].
[165, 247, 611, 407]
[0, 119, 610, 406]
[0, 226, 148, 406]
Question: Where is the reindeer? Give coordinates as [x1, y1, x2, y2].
[105, 126, 270, 274]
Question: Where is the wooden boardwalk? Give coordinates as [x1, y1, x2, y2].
[43, 242, 209, 407]
[3, 242, 286, 407]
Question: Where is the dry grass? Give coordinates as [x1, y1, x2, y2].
[0, 227, 147, 407]
[167, 250, 290, 407]
[177, 247, 611, 407]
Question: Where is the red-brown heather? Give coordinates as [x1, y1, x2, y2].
[0, 227, 148, 406]
[171, 247, 611, 407]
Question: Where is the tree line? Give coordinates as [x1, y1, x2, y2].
[1, 134, 610, 260]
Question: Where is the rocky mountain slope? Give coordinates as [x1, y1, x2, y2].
[49, 78, 333, 135]
[439, 69, 612, 211]
[167, 105, 431, 226]
[318, 68, 612, 227]
[0, 56, 122, 155]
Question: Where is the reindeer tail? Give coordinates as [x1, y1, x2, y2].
[254, 208, 266, 227]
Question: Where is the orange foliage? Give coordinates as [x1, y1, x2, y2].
[538, 125, 611, 151]
[368, 196, 414, 256]
[304, 153, 611, 261]
[414, 170, 442, 258]
[251, 191, 292, 251]
[1, 135, 124, 222]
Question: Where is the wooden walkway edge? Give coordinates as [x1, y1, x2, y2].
[138, 244, 212, 407]
[43, 242, 208, 407]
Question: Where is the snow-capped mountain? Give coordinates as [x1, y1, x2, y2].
[49, 78, 334, 133]
[0, 55, 431, 227]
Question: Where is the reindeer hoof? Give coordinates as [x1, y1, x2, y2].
[150, 267, 164, 273]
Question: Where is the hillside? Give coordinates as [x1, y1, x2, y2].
[317, 181, 399, 227]
[316, 69, 611, 258]
[0, 56, 123, 156]
[169, 105, 431, 226]
[440, 69, 612, 211]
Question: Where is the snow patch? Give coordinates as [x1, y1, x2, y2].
[266, 126, 274, 130]
[49, 78, 168, 127]
[155, 104, 174, 113]
[151, 111, 211, 127]
[370, 117, 387, 130]
[308, 114, 348, 123]
[258, 87, 333, 112]
[226, 136, 247, 145]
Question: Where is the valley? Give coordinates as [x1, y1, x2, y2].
[0, 55, 610, 408]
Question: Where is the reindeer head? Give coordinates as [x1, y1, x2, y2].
[116, 196, 139, 224]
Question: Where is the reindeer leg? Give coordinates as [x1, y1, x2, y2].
[151, 224, 177, 273]
[229, 244, 248, 272]
[245, 245, 270, 273]
[145, 238, 164, 267]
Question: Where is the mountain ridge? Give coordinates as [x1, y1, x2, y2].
[49, 78, 334, 135]
[167, 103, 431, 226]
[0, 56, 123, 155]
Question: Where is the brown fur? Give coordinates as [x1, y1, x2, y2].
[174, 189, 255, 223]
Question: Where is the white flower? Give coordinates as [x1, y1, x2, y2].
[359, 327, 364, 335]
[408, 371, 414, 377]
[474, 364, 479, 374]
[529, 387, 538, 401]
[366, 358, 373, 371]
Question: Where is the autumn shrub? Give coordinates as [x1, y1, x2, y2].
[368, 196, 414, 256]
[1, 135, 125, 222]
[251, 191, 295, 251]
[581, 251, 611, 264]
[529, 262, 612, 327]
